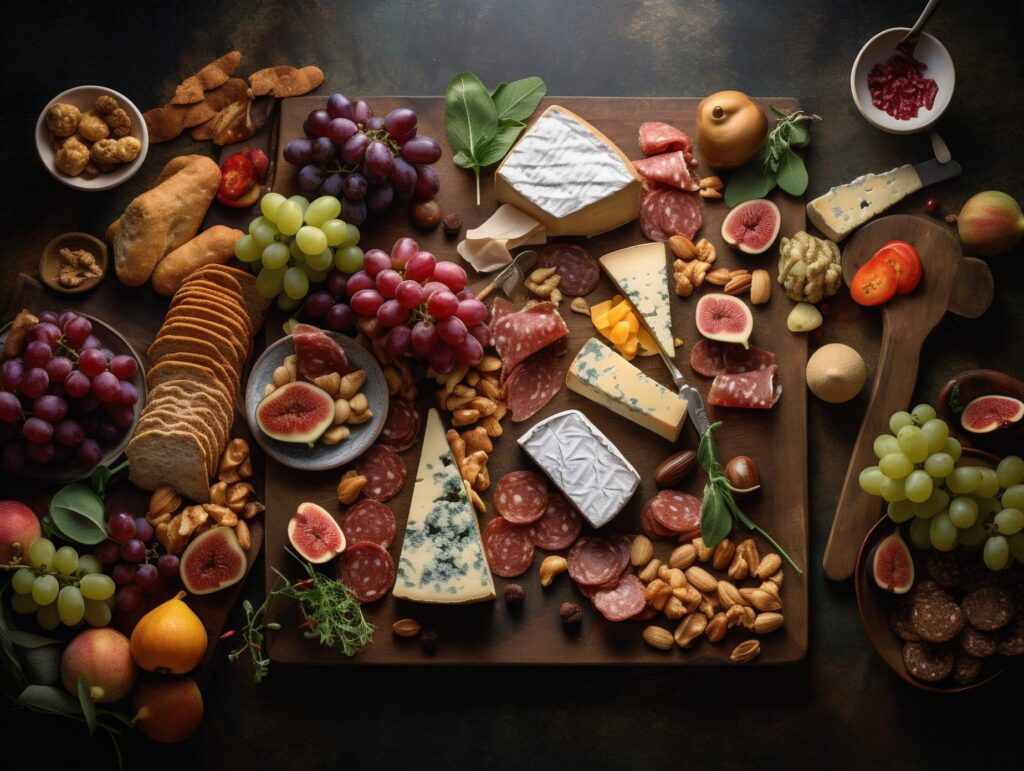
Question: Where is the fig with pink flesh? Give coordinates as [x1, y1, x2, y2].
[721, 198, 781, 255]
[695, 293, 754, 349]
[256, 380, 335, 444]
[871, 528, 914, 594]
[179, 527, 247, 595]
[961, 395, 1024, 434]
[287, 502, 346, 563]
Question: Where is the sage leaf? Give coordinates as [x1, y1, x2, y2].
[724, 159, 777, 207]
[491, 76, 546, 122]
[776, 149, 809, 196]
[700, 486, 732, 548]
[475, 119, 526, 167]
[17, 684, 83, 718]
[787, 120, 811, 148]
[770, 104, 789, 119]
[445, 71, 498, 155]
[48, 483, 107, 545]
[78, 676, 98, 735]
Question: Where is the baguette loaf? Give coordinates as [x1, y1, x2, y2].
[151, 225, 243, 296]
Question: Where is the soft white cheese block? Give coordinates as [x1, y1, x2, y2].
[495, 106, 641, 237]
[599, 242, 675, 358]
[393, 409, 495, 604]
[518, 409, 640, 529]
[806, 165, 923, 242]
[456, 204, 547, 272]
[566, 338, 688, 442]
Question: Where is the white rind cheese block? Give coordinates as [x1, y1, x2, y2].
[456, 203, 547, 272]
[495, 106, 641, 237]
[806, 165, 923, 242]
[392, 409, 495, 604]
[566, 338, 688, 442]
[599, 242, 675, 358]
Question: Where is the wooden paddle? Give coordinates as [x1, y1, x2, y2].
[822, 215, 993, 581]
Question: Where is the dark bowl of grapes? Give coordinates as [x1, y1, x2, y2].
[1, 308, 146, 482]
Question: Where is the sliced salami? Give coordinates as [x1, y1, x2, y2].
[494, 470, 549, 524]
[380, 398, 422, 453]
[356, 444, 407, 502]
[723, 344, 776, 374]
[292, 323, 349, 381]
[951, 651, 983, 684]
[997, 614, 1024, 656]
[341, 499, 396, 549]
[911, 591, 965, 643]
[337, 541, 395, 603]
[639, 184, 702, 242]
[593, 573, 647, 622]
[641, 499, 675, 539]
[651, 490, 702, 536]
[632, 151, 701, 191]
[638, 187, 670, 242]
[482, 517, 535, 577]
[959, 626, 997, 658]
[903, 641, 954, 682]
[528, 493, 582, 551]
[503, 347, 561, 423]
[567, 536, 630, 587]
[690, 340, 728, 377]
[638, 121, 692, 155]
[492, 302, 569, 374]
[961, 587, 1015, 631]
[708, 365, 782, 409]
[489, 297, 515, 336]
[890, 600, 921, 642]
[538, 243, 600, 296]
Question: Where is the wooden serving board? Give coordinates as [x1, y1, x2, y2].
[263, 96, 808, 665]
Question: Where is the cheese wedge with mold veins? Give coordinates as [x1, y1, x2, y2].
[599, 241, 675, 358]
[495, 106, 641, 237]
[393, 409, 495, 604]
[566, 338, 688, 442]
[806, 165, 923, 242]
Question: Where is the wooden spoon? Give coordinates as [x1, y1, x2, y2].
[822, 214, 993, 581]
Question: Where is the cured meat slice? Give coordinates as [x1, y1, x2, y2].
[482, 517, 535, 577]
[641, 499, 675, 539]
[997, 614, 1024, 656]
[632, 151, 700, 191]
[492, 302, 569, 375]
[503, 347, 561, 423]
[494, 470, 549, 524]
[638, 121, 692, 155]
[567, 536, 629, 587]
[380, 398, 422, 453]
[890, 600, 920, 642]
[722, 344, 776, 374]
[489, 297, 515, 336]
[690, 340, 728, 377]
[341, 499, 396, 550]
[528, 493, 582, 551]
[538, 243, 601, 297]
[356, 444, 407, 502]
[959, 626, 997, 658]
[337, 541, 395, 603]
[708, 365, 782, 409]
[292, 323, 348, 381]
[902, 641, 954, 682]
[650, 490, 702, 537]
[639, 184, 702, 242]
[951, 651, 983, 685]
[593, 573, 647, 621]
[911, 589, 965, 643]
[639, 186, 670, 242]
[961, 587, 1015, 631]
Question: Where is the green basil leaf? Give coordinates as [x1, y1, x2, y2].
[491, 76, 547, 122]
[475, 119, 526, 167]
[48, 483, 107, 545]
[697, 422, 723, 472]
[700, 485, 732, 548]
[78, 676, 98, 735]
[724, 161, 777, 207]
[787, 120, 811, 148]
[18, 684, 83, 718]
[776, 149, 809, 196]
[444, 71, 498, 164]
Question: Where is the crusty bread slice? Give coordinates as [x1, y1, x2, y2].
[127, 428, 211, 502]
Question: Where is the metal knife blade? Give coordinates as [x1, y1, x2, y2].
[476, 249, 538, 303]
[914, 157, 962, 187]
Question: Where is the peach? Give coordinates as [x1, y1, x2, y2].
[61, 628, 137, 703]
[0, 500, 41, 563]
[132, 677, 204, 743]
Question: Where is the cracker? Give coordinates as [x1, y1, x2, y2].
[249, 64, 324, 98]
[148, 334, 241, 381]
[171, 51, 242, 105]
[156, 319, 247, 368]
[127, 427, 211, 502]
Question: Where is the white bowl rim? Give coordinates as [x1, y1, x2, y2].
[35, 84, 150, 192]
[849, 26, 955, 135]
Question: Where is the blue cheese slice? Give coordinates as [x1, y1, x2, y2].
[392, 409, 495, 604]
[495, 106, 641, 237]
[806, 165, 923, 242]
[566, 338, 688, 442]
[599, 242, 675, 358]
[518, 409, 640, 529]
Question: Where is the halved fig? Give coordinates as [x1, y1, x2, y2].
[256, 381, 334, 444]
[288, 502, 346, 563]
[695, 293, 754, 349]
[721, 199, 781, 255]
[180, 528, 247, 595]
[961, 395, 1024, 434]
[871, 528, 914, 594]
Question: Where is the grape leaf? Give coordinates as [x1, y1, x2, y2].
[491, 77, 547, 122]
[724, 159, 777, 207]
[776, 149, 809, 196]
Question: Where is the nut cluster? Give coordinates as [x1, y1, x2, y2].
[57, 247, 103, 288]
[634, 532, 784, 663]
[447, 427, 495, 513]
[150, 438, 263, 553]
[369, 336, 419, 403]
[525, 266, 563, 306]
[669, 236, 716, 298]
[698, 175, 724, 200]
[45, 95, 139, 178]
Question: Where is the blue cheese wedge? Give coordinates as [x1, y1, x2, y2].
[518, 409, 640, 529]
[599, 242, 675, 358]
[495, 106, 641, 237]
[392, 409, 495, 604]
[566, 338, 688, 442]
[806, 165, 923, 242]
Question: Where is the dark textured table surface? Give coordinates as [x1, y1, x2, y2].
[3, 1, 1023, 768]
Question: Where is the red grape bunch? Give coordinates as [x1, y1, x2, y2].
[0, 310, 140, 473]
[282, 94, 442, 226]
[94, 508, 179, 619]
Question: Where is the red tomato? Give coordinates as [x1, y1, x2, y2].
[240, 147, 270, 183]
[216, 183, 260, 209]
[218, 153, 255, 202]
[870, 239, 922, 294]
[850, 256, 898, 306]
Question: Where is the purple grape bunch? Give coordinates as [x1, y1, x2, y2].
[96, 507, 180, 615]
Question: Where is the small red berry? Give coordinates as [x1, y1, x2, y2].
[925, 197, 941, 216]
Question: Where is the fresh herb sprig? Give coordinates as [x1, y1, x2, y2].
[724, 106, 821, 207]
[227, 551, 374, 683]
[445, 72, 547, 205]
[698, 422, 802, 573]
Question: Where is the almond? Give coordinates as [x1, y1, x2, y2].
[712, 538, 736, 571]
[642, 625, 675, 651]
[706, 268, 732, 286]
[674, 614, 707, 648]
[730, 639, 761, 663]
[716, 580, 746, 609]
[750, 269, 772, 305]
[392, 618, 422, 638]
[727, 553, 749, 581]
[668, 234, 699, 260]
[705, 612, 728, 642]
[668, 543, 697, 570]
[725, 274, 753, 295]
[663, 596, 686, 620]
[739, 587, 783, 612]
[638, 558, 663, 583]
[754, 553, 783, 580]
[691, 537, 713, 562]
[684, 565, 719, 593]
[753, 612, 784, 634]
[629, 535, 654, 567]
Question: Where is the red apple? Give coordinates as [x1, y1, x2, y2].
[0, 500, 41, 563]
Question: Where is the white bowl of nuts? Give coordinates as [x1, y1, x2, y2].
[35, 85, 149, 191]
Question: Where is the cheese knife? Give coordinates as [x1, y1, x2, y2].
[474, 249, 538, 303]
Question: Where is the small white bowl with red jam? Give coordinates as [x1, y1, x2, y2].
[851, 27, 955, 134]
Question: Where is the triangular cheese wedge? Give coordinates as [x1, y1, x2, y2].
[599, 242, 675, 358]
